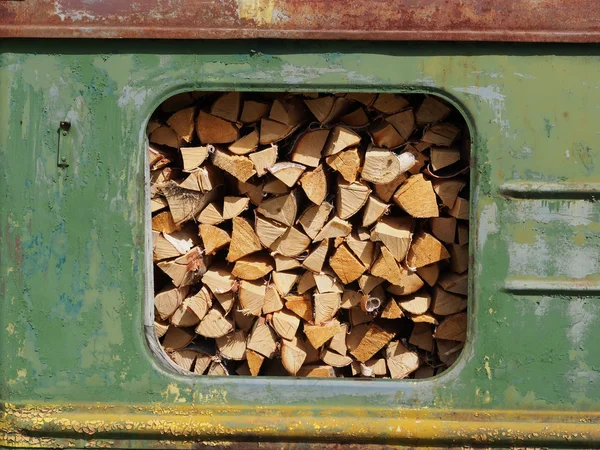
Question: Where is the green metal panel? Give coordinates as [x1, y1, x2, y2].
[1, 40, 600, 447]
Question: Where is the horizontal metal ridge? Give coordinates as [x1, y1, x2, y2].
[504, 276, 600, 295]
[499, 181, 600, 199]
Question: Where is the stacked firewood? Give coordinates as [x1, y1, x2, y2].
[149, 91, 469, 378]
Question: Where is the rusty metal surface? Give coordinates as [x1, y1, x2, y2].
[1, 0, 600, 42]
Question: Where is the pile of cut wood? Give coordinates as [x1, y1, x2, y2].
[149, 91, 469, 378]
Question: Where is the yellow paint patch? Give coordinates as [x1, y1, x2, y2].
[512, 227, 536, 244]
[573, 232, 586, 246]
[6, 323, 14, 335]
[484, 357, 492, 380]
[238, 0, 276, 25]
[163, 383, 187, 403]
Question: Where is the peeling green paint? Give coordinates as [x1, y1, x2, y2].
[1, 40, 600, 446]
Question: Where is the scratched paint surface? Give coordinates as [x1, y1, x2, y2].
[1, 40, 600, 446]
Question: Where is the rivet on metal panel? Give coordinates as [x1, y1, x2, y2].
[57, 121, 71, 168]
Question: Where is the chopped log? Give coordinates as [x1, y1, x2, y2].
[272, 271, 299, 296]
[257, 192, 297, 226]
[160, 227, 199, 255]
[216, 330, 247, 360]
[406, 231, 450, 268]
[409, 323, 434, 352]
[448, 244, 469, 273]
[329, 244, 366, 284]
[340, 107, 370, 127]
[228, 129, 259, 155]
[370, 217, 413, 262]
[246, 318, 278, 358]
[422, 123, 460, 146]
[296, 272, 316, 294]
[162, 326, 195, 351]
[155, 284, 188, 320]
[170, 289, 211, 326]
[227, 217, 262, 262]
[448, 197, 469, 220]
[346, 323, 369, 352]
[457, 223, 469, 246]
[167, 106, 196, 143]
[234, 303, 258, 329]
[410, 313, 439, 325]
[350, 323, 396, 362]
[415, 96, 451, 124]
[313, 272, 344, 294]
[232, 253, 274, 280]
[313, 216, 352, 242]
[386, 109, 415, 141]
[273, 254, 301, 272]
[169, 349, 199, 371]
[336, 179, 371, 219]
[180, 146, 209, 171]
[150, 125, 180, 148]
[240, 100, 270, 124]
[362, 358, 388, 377]
[416, 263, 440, 287]
[370, 122, 404, 149]
[325, 147, 361, 183]
[386, 340, 420, 379]
[360, 293, 382, 313]
[431, 147, 460, 171]
[362, 195, 390, 227]
[297, 365, 336, 378]
[275, 227, 311, 257]
[314, 292, 341, 323]
[393, 173, 439, 218]
[259, 118, 297, 145]
[196, 111, 239, 144]
[432, 179, 466, 208]
[281, 341, 307, 375]
[434, 312, 467, 342]
[357, 273, 385, 294]
[328, 323, 348, 355]
[430, 217, 457, 244]
[438, 272, 468, 296]
[246, 349, 265, 376]
[380, 298, 404, 319]
[303, 239, 329, 273]
[361, 147, 415, 185]
[202, 264, 236, 294]
[161, 92, 195, 112]
[291, 129, 329, 167]
[323, 126, 361, 156]
[432, 287, 467, 315]
[413, 366, 435, 379]
[370, 246, 404, 285]
[269, 162, 306, 187]
[255, 214, 287, 249]
[349, 305, 373, 326]
[372, 93, 409, 114]
[211, 92, 242, 122]
[197, 202, 224, 225]
[207, 361, 228, 376]
[285, 294, 313, 322]
[304, 96, 334, 123]
[262, 284, 284, 314]
[237, 280, 267, 316]
[272, 309, 301, 340]
[249, 144, 278, 177]
[345, 92, 376, 106]
[340, 290, 363, 309]
[221, 196, 249, 221]
[161, 181, 219, 224]
[199, 224, 230, 255]
[304, 320, 341, 348]
[270, 97, 307, 126]
[346, 232, 375, 268]
[196, 308, 234, 338]
[386, 266, 425, 296]
[398, 290, 431, 315]
[300, 165, 327, 205]
[404, 146, 429, 175]
[155, 319, 169, 338]
[157, 247, 208, 287]
[298, 202, 333, 240]
[211, 148, 256, 182]
[214, 291, 235, 315]
[321, 348, 353, 367]
[151, 196, 169, 213]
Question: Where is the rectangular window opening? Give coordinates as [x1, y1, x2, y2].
[148, 91, 470, 379]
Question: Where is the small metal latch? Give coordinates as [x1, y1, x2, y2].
[58, 121, 70, 168]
